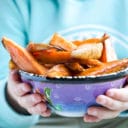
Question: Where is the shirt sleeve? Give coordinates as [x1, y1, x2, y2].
[0, 0, 39, 128]
[119, 111, 128, 117]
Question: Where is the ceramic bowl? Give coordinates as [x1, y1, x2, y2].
[19, 26, 128, 117]
[19, 68, 128, 117]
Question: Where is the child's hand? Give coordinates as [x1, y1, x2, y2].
[7, 70, 51, 117]
[84, 85, 128, 122]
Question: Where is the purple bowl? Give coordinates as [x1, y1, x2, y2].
[19, 68, 128, 117]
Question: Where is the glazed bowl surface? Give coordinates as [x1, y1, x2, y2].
[19, 68, 128, 117]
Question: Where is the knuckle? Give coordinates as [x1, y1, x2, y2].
[95, 111, 105, 119]
[37, 103, 47, 113]
[13, 85, 20, 95]
[17, 83, 31, 96]
[14, 83, 26, 96]
[19, 96, 31, 108]
[107, 100, 124, 111]
[115, 102, 125, 111]
[41, 109, 51, 117]
[22, 94, 42, 107]
[32, 94, 42, 103]
[20, 83, 30, 92]
[17, 97, 25, 107]
[27, 108, 35, 114]
[27, 103, 47, 115]
[106, 100, 115, 108]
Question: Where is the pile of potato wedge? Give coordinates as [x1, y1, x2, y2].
[2, 33, 128, 78]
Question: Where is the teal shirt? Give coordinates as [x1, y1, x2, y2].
[0, 0, 128, 127]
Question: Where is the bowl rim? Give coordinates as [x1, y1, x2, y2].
[19, 67, 128, 83]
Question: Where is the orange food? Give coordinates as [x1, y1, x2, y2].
[78, 58, 128, 76]
[100, 34, 117, 62]
[76, 59, 104, 67]
[27, 42, 51, 52]
[65, 62, 85, 73]
[71, 34, 110, 60]
[2, 37, 47, 75]
[46, 64, 71, 78]
[71, 43, 103, 60]
[49, 33, 77, 51]
[32, 48, 71, 64]
[73, 34, 109, 46]
[2, 33, 126, 78]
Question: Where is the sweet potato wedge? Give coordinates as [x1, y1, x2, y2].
[32, 48, 71, 64]
[76, 59, 104, 67]
[71, 43, 103, 60]
[78, 58, 128, 76]
[49, 33, 77, 51]
[46, 64, 71, 78]
[27, 42, 63, 52]
[2, 37, 47, 75]
[100, 34, 117, 62]
[65, 62, 85, 73]
[27, 42, 50, 52]
[73, 34, 109, 46]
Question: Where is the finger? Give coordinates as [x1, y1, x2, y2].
[28, 102, 47, 115]
[40, 108, 51, 117]
[87, 106, 119, 120]
[18, 93, 42, 108]
[96, 95, 128, 111]
[9, 70, 21, 84]
[106, 87, 128, 102]
[14, 83, 31, 96]
[83, 114, 100, 122]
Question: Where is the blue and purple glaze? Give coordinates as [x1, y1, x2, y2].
[19, 68, 128, 117]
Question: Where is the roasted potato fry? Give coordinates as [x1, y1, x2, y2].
[32, 48, 71, 64]
[43, 64, 55, 69]
[100, 34, 117, 62]
[2, 37, 47, 75]
[3, 33, 124, 77]
[27, 42, 63, 52]
[27, 42, 50, 52]
[73, 33, 109, 46]
[78, 58, 128, 76]
[71, 43, 103, 60]
[65, 62, 85, 73]
[46, 64, 71, 78]
[49, 33, 77, 51]
[76, 59, 104, 67]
